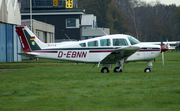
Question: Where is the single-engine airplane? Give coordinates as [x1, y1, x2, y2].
[16, 25, 168, 73]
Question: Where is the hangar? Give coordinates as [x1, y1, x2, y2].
[0, 0, 22, 63]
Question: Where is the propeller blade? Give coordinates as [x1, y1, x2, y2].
[161, 41, 164, 46]
[166, 39, 170, 49]
[162, 51, 164, 66]
[160, 46, 168, 66]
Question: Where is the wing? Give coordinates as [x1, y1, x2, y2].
[100, 46, 140, 64]
[18, 52, 40, 57]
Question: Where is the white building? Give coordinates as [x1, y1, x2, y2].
[81, 14, 110, 40]
[21, 19, 55, 43]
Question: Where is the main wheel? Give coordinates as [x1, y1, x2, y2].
[101, 67, 109, 73]
[144, 68, 151, 73]
[114, 67, 122, 73]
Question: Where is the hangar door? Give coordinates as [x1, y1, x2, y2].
[0, 23, 7, 62]
[0, 23, 22, 62]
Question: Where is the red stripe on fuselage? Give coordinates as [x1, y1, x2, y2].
[33, 50, 113, 53]
[33, 50, 114, 54]
[138, 50, 160, 52]
[89, 50, 114, 53]
[33, 51, 58, 53]
[16, 26, 31, 52]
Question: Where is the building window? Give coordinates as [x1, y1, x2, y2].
[36, 30, 40, 38]
[49, 33, 52, 43]
[66, 18, 79, 28]
[44, 32, 47, 43]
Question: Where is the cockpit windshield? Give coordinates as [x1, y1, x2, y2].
[127, 35, 140, 45]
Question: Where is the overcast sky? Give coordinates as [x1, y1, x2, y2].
[143, 0, 180, 6]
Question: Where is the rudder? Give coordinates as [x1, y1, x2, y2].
[16, 26, 32, 52]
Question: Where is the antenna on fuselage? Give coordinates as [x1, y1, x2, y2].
[65, 34, 72, 41]
[100, 28, 108, 36]
[62, 29, 72, 41]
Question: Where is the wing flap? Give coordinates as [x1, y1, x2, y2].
[101, 46, 140, 64]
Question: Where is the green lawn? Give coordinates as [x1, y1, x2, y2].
[0, 52, 180, 111]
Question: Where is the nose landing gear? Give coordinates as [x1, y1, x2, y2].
[144, 61, 153, 73]
[114, 67, 122, 72]
[144, 68, 151, 72]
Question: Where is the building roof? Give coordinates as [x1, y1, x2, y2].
[82, 28, 110, 37]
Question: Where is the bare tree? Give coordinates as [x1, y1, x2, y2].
[116, 0, 178, 41]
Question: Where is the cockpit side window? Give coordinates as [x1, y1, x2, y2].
[100, 39, 111, 46]
[79, 43, 86, 47]
[127, 35, 140, 45]
[113, 39, 128, 46]
[88, 40, 99, 47]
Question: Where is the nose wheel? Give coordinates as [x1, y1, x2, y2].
[114, 67, 122, 73]
[144, 61, 153, 73]
[144, 68, 151, 73]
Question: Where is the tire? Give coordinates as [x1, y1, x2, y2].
[144, 68, 151, 73]
[101, 67, 109, 73]
[114, 67, 122, 73]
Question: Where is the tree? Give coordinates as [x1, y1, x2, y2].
[172, 7, 180, 37]
[117, 0, 179, 41]
[106, 1, 130, 34]
[78, 0, 180, 41]
[173, 7, 180, 24]
[79, 0, 131, 34]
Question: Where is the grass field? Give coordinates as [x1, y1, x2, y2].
[0, 52, 180, 111]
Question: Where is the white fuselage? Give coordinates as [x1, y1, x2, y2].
[31, 35, 161, 63]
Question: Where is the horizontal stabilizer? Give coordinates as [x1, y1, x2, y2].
[18, 52, 40, 57]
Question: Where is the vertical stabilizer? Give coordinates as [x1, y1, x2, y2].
[16, 25, 47, 52]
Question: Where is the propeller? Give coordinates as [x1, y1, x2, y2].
[160, 41, 169, 66]
[161, 46, 169, 52]
[166, 39, 170, 49]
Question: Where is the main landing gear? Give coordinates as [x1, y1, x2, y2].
[101, 67, 109, 73]
[101, 67, 122, 73]
[101, 59, 124, 73]
[144, 61, 153, 73]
